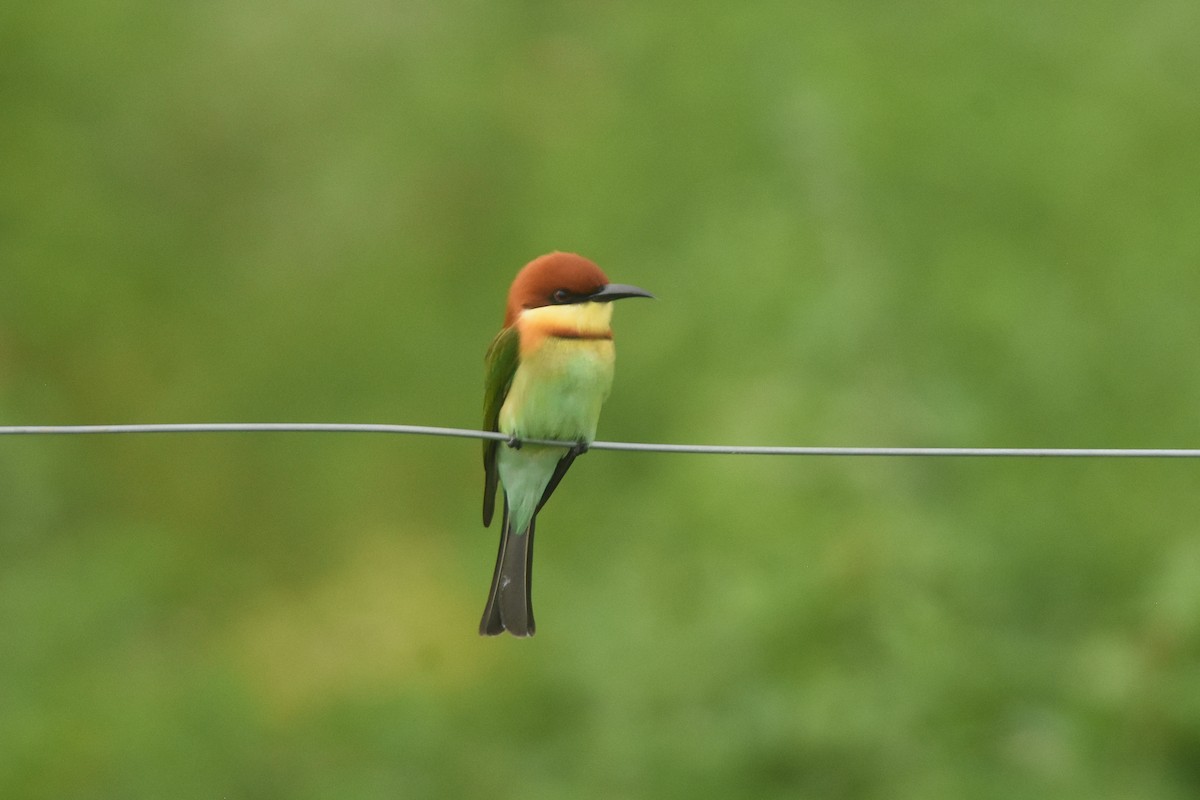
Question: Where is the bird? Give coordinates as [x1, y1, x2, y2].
[480, 252, 653, 636]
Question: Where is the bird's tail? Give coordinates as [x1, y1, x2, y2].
[479, 500, 535, 636]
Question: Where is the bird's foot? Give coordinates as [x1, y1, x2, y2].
[506, 435, 523, 450]
[570, 440, 590, 457]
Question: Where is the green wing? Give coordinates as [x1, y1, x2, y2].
[482, 325, 520, 526]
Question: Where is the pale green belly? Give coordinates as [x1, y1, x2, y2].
[499, 339, 615, 443]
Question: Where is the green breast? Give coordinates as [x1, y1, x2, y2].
[499, 339, 615, 442]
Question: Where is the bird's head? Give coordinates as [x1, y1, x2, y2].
[504, 252, 654, 328]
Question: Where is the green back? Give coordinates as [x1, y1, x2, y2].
[481, 325, 520, 525]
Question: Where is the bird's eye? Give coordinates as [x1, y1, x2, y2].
[551, 289, 572, 304]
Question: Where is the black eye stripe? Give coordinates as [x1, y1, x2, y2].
[551, 286, 604, 304]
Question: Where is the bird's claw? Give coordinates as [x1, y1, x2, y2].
[505, 436, 586, 454]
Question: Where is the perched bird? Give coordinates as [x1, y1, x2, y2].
[480, 252, 653, 636]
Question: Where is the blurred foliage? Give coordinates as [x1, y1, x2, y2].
[2, 1, 1200, 798]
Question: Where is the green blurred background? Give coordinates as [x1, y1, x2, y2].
[2, 1, 1199, 798]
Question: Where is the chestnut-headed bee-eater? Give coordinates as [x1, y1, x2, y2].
[480, 252, 653, 636]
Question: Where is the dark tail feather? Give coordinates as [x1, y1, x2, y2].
[479, 500, 536, 637]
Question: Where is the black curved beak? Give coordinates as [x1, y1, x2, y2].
[589, 283, 655, 302]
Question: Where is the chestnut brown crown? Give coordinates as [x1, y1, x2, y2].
[503, 252, 610, 327]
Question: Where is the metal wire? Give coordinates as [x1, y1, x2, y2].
[0, 423, 1196, 458]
